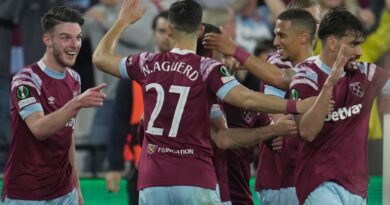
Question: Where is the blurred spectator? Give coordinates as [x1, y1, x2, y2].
[0, 0, 23, 171]
[80, 0, 157, 146]
[203, 8, 237, 39]
[236, 0, 273, 53]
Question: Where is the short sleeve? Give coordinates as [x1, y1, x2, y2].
[11, 71, 43, 119]
[366, 64, 390, 96]
[119, 52, 157, 83]
[201, 57, 240, 100]
[289, 67, 320, 100]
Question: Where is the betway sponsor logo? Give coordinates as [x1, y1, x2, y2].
[325, 104, 362, 122]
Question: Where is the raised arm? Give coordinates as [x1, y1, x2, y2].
[297, 47, 348, 141]
[92, 0, 147, 77]
[203, 32, 295, 90]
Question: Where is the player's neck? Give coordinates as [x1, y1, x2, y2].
[42, 53, 66, 73]
[319, 50, 335, 69]
[173, 37, 197, 52]
[292, 47, 314, 66]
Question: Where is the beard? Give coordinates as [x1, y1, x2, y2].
[52, 46, 77, 68]
[345, 56, 360, 71]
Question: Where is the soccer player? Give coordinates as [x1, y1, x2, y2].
[93, 0, 316, 204]
[256, 7, 318, 205]
[291, 8, 390, 205]
[1, 6, 107, 205]
[197, 23, 298, 205]
[104, 10, 174, 205]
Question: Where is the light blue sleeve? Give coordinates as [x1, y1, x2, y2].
[119, 57, 130, 79]
[19, 103, 43, 120]
[210, 104, 225, 119]
[216, 80, 240, 100]
[264, 85, 286, 98]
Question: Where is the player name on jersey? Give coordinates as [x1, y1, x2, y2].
[141, 61, 199, 81]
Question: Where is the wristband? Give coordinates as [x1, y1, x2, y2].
[233, 46, 250, 65]
[286, 100, 298, 114]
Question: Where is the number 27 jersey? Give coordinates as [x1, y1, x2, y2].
[119, 48, 240, 189]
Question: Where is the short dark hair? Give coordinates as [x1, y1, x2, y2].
[168, 0, 202, 33]
[318, 8, 364, 41]
[254, 39, 274, 57]
[288, 0, 320, 9]
[197, 23, 221, 57]
[277, 8, 317, 42]
[41, 6, 84, 33]
[152, 10, 169, 31]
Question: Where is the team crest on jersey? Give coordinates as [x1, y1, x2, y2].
[349, 82, 364, 97]
[291, 89, 300, 100]
[147, 144, 158, 154]
[242, 111, 254, 125]
[16, 85, 30, 100]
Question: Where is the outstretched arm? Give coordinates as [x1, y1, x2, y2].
[211, 114, 297, 149]
[203, 32, 295, 90]
[223, 84, 316, 114]
[92, 0, 147, 77]
[25, 84, 106, 140]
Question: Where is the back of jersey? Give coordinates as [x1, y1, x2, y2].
[119, 48, 238, 189]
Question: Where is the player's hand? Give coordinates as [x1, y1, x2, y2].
[271, 136, 283, 152]
[117, 0, 147, 26]
[325, 45, 348, 87]
[275, 114, 297, 136]
[75, 83, 107, 108]
[203, 27, 237, 56]
[106, 171, 123, 193]
[221, 55, 240, 73]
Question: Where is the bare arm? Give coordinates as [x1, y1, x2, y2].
[92, 0, 146, 77]
[223, 85, 315, 114]
[69, 135, 83, 205]
[203, 32, 295, 90]
[25, 84, 106, 140]
[211, 115, 297, 149]
[298, 47, 348, 141]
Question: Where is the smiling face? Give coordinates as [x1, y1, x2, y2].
[273, 19, 302, 62]
[44, 22, 82, 68]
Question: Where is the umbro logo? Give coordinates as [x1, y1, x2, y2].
[48, 96, 55, 104]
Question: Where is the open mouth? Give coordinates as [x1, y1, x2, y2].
[65, 51, 77, 56]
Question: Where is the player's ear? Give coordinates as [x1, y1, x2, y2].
[198, 24, 205, 38]
[327, 36, 337, 52]
[300, 31, 309, 44]
[42, 33, 51, 47]
[167, 23, 173, 37]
